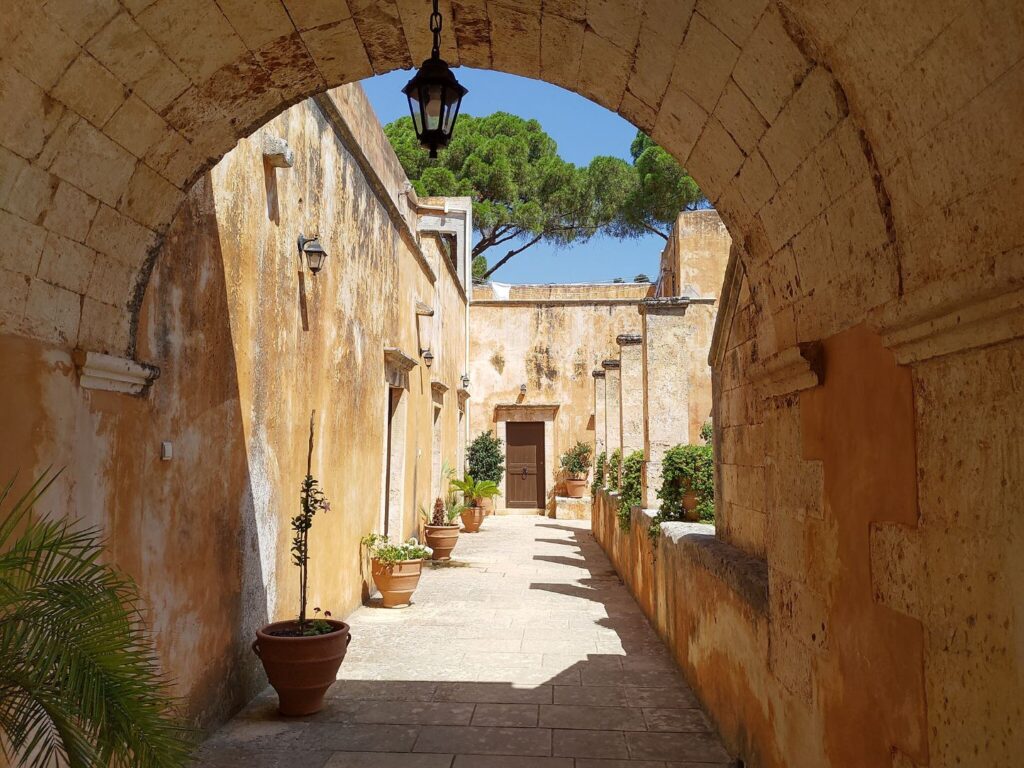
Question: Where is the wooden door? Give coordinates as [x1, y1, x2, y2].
[506, 422, 545, 508]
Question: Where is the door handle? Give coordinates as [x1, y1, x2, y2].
[521, 466, 528, 478]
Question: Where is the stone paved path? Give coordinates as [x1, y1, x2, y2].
[195, 516, 733, 767]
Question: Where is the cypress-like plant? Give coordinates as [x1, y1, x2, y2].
[466, 431, 505, 485]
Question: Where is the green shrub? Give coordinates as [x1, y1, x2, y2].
[591, 451, 606, 496]
[617, 450, 644, 531]
[467, 430, 504, 484]
[559, 441, 593, 477]
[607, 448, 622, 491]
[656, 443, 715, 524]
[700, 419, 713, 445]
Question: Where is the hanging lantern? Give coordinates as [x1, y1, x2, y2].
[402, 0, 468, 158]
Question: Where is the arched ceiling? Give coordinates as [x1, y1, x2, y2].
[0, 0, 1019, 357]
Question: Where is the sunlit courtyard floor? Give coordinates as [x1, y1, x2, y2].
[194, 516, 732, 767]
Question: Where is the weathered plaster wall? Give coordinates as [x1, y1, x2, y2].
[656, 210, 731, 299]
[469, 283, 649, 508]
[0, 85, 467, 734]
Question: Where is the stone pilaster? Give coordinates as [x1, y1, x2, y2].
[601, 359, 621, 478]
[592, 369, 607, 457]
[617, 334, 644, 462]
[640, 298, 692, 508]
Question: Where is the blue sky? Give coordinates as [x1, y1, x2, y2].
[360, 68, 665, 284]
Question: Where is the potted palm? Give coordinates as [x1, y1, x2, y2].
[560, 441, 593, 498]
[252, 413, 352, 716]
[362, 533, 432, 608]
[450, 475, 500, 532]
[0, 470, 192, 767]
[467, 430, 505, 514]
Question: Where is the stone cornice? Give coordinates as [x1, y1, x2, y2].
[639, 296, 715, 315]
[745, 342, 823, 398]
[494, 403, 560, 422]
[876, 286, 1024, 365]
[616, 333, 642, 346]
[74, 350, 160, 395]
[601, 359, 621, 370]
[383, 347, 417, 373]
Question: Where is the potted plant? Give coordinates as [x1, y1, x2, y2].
[422, 496, 463, 559]
[466, 430, 505, 514]
[656, 443, 715, 525]
[450, 475, 500, 532]
[559, 441, 593, 498]
[362, 533, 432, 608]
[252, 413, 351, 716]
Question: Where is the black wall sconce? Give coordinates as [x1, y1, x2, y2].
[423, 350, 435, 368]
[298, 234, 327, 275]
[461, 374, 470, 389]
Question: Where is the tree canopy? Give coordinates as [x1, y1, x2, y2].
[384, 113, 705, 279]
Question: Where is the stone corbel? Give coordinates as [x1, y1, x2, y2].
[74, 350, 160, 395]
[601, 359, 621, 370]
[431, 380, 448, 404]
[457, 387, 471, 408]
[592, 369, 606, 378]
[616, 333, 642, 346]
[745, 342, 823, 398]
[262, 135, 294, 168]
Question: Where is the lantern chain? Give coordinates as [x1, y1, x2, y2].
[430, 0, 442, 58]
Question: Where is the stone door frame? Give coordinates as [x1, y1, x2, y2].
[493, 403, 559, 513]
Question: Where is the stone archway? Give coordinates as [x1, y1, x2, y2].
[2, 3, 1022, 766]
[2, 0, 1018, 362]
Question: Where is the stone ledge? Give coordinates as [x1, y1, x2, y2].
[74, 350, 160, 395]
[661, 522, 769, 616]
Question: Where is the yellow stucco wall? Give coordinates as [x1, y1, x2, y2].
[0, 84, 467, 733]
[468, 283, 650, 510]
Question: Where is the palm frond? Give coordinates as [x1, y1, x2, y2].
[0, 470, 193, 768]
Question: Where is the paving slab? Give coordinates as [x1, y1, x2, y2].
[195, 517, 731, 766]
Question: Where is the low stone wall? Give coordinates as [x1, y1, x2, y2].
[593, 490, 782, 766]
[552, 496, 591, 520]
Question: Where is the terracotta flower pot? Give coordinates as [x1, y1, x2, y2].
[461, 505, 485, 533]
[424, 524, 460, 560]
[682, 489, 700, 522]
[565, 477, 588, 498]
[252, 619, 351, 716]
[481, 497, 495, 516]
[371, 558, 423, 608]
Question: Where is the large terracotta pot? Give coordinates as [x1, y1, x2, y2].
[252, 619, 351, 716]
[682, 489, 700, 522]
[565, 477, 588, 498]
[424, 524, 460, 560]
[371, 558, 423, 608]
[481, 497, 495, 516]
[461, 505, 485, 533]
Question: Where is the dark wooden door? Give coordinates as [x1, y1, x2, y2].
[506, 422, 545, 508]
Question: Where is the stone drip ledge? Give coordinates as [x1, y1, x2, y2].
[639, 507, 769, 616]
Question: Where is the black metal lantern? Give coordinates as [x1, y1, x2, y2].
[298, 234, 327, 275]
[402, 0, 467, 158]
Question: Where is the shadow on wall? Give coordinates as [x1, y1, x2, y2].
[137, 173, 273, 730]
[0, 174, 272, 732]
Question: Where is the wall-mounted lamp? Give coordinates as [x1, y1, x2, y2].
[298, 234, 327, 275]
[423, 350, 434, 368]
[519, 384, 527, 395]
[461, 374, 470, 389]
